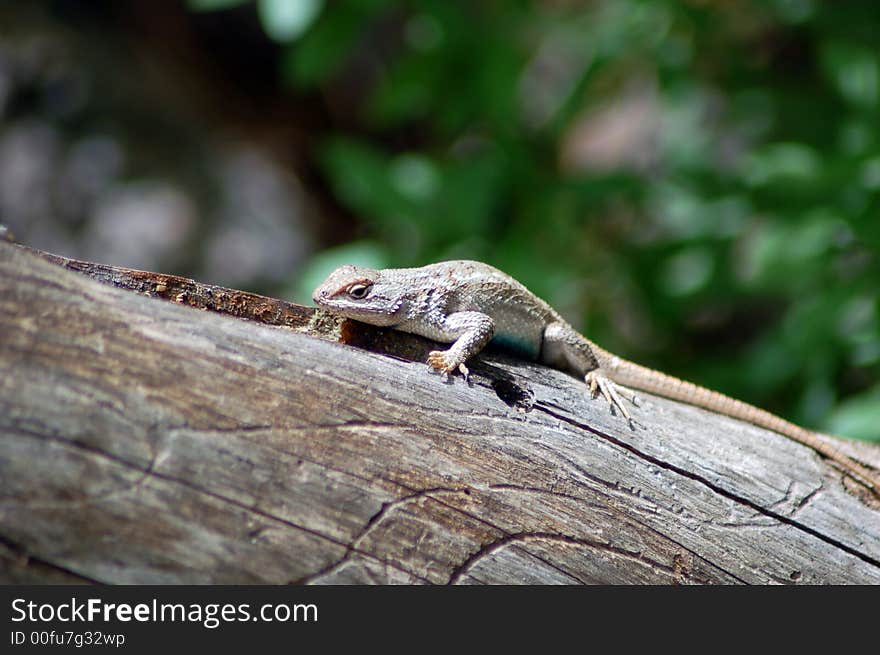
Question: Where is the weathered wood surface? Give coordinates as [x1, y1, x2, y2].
[1, 241, 879, 584]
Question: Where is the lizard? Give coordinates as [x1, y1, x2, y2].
[312, 260, 880, 494]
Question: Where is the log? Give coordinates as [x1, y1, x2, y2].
[1, 240, 879, 584]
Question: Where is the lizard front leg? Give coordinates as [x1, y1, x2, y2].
[543, 321, 639, 425]
[424, 311, 495, 378]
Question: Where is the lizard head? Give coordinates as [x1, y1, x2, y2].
[312, 264, 407, 326]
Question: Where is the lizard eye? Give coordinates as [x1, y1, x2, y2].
[346, 283, 371, 299]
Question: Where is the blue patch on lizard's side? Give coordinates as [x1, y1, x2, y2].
[491, 332, 540, 361]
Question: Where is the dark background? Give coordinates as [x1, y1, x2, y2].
[2, 0, 878, 441]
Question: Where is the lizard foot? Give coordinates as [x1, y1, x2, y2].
[427, 351, 470, 381]
[584, 370, 639, 429]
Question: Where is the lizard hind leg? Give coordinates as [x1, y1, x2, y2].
[542, 321, 641, 428]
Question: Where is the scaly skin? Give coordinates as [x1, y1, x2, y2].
[313, 260, 880, 494]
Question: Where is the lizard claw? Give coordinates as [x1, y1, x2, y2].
[427, 350, 453, 373]
[584, 370, 637, 426]
[618, 388, 640, 408]
[428, 350, 469, 381]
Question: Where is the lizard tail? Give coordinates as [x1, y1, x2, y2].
[593, 345, 880, 494]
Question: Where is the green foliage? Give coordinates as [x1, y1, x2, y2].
[193, 0, 880, 440]
[188, 0, 324, 42]
[186, 0, 248, 12]
[257, 0, 323, 43]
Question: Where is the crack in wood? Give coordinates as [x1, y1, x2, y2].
[291, 487, 469, 585]
[790, 483, 825, 515]
[3, 425, 352, 555]
[535, 404, 880, 569]
[0, 533, 103, 584]
[483, 482, 748, 584]
[1, 426, 163, 510]
[447, 532, 692, 585]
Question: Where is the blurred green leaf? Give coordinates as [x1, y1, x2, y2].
[770, 0, 817, 24]
[187, 0, 248, 11]
[389, 154, 439, 201]
[319, 137, 409, 229]
[257, 0, 323, 43]
[280, 0, 390, 87]
[825, 387, 880, 442]
[738, 210, 842, 288]
[821, 41, 879, 109]
[660, 247, 714, 296]
[744, 143, 821, 187]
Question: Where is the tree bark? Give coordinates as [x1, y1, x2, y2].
[1, 241, 879, 584]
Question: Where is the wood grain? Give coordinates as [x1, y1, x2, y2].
[1, 241, 879, 584]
